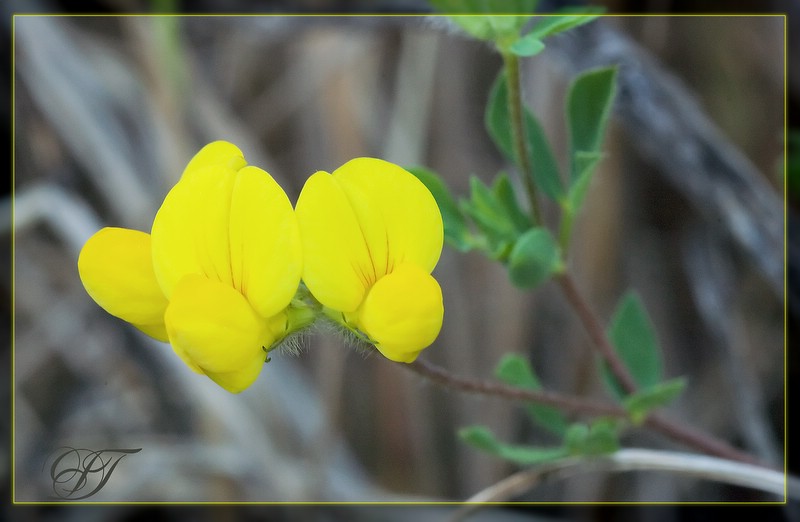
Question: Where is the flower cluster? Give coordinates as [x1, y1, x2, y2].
[78, 141, 444, 393]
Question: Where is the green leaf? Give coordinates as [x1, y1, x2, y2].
[527, 14, 600, 40]
[525, 110, 565, 202]
[564, 151, 601, 214]
[461, 175, 527, 259]
[507, 227, 562, 288]
[486, 71, 564, 201]
[469, 176, 507, 221]
[522, 101, 567, 202]
[463, 177, 513, 236]
[584, 418, 622, 455]
[485, 72, 516, 159]
[604, 291, 663, 399]
[563, 419, 622, 456]
[429, 0, 537, 43]
[509, 33, 545, 57]
[457, 175, 534, 260]
[495, 354, 568, 436]
[623, 378, 687, 425]
[459, 425, 569, 465]
[567, 66, 617, 182]
[564, 423, 589, 454]
[447, 15, 508, 41]
[560, 150, 602, 257]
[509, 12, 600, 58]
[492, 174, 531, 234]
[407, 166, 473, 252]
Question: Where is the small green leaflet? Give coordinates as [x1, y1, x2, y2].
[460, 175, 531, 260]
[604, 291, 663, 400]
[492, 174, 531, 234]
[509, 35, 545, 57]
[559, 67, 617, 248]
[509, 14, 600, 57]
[564, 151, 601, 214]
[564, 419, 621, 456]
[507, 227, 562, 289]
[623, 378, 687, 425]
[567, 66, 617, 182]
[459, 425, 569, 465]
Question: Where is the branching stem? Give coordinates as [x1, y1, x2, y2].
[556, 272, 762, 465]
[403, 31, 770, 482]
[403, 357, 767, 468]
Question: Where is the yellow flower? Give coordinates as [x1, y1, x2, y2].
[295, 158, 444, 363]
[78, 141, 303, 393]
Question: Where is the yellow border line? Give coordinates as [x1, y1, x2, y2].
[9, 12, 789, 506]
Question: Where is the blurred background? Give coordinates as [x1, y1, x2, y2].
[4, 0, 795, 520]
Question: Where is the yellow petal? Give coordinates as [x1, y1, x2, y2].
[329, 170, 389, 282]
[229, 166, 302, 318]
[295, 171, 373, 312]
[78, 227, 168, 342]
[204, 357, 266, 394]
[181, 141, 247, 181]
[357, 262, 443, 363]
[164, 274, 272, 392]
[151, 165, 238, 297]
[134, 323, 169, 342]
[334, 158, 443, 275]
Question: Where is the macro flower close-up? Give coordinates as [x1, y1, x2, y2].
[77, 141, 303, 393]
[295, 157, 445, 363]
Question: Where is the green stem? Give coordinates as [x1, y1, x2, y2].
[502, 52, 543, 226]
[557, 207, 575, 257]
